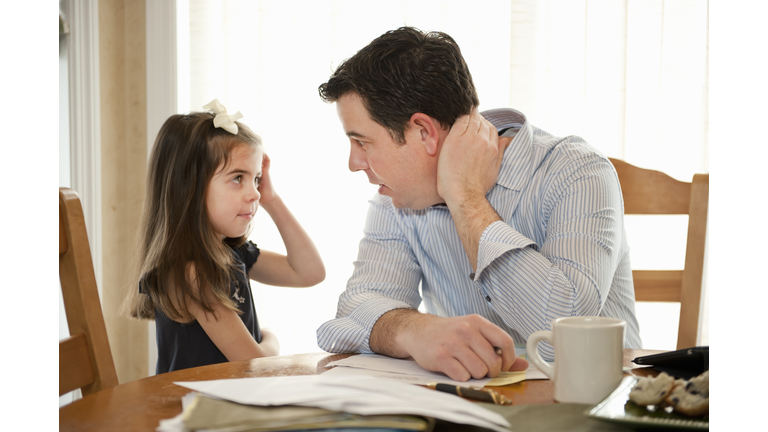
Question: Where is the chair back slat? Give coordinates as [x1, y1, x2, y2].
[632, 270, 683, 302]
[609, 159, 708, 350]
[677, 174, 709, 348]
[611, 158, 691, 215]
[59, 205, 68, 255]
[59, 188, 118, 400]
[59, 334, 96, 396]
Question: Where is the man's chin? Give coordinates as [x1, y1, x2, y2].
[388, 195, 412, 210]
[389, 197, 434, 211]
[385, 190, 443, 210]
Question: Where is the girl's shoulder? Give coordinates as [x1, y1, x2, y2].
[231, 239, 260, 270]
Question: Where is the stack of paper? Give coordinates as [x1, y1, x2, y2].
[324, 352, 543, 386]
[159, 375, 512, 432]
[174, 393, 433, 431]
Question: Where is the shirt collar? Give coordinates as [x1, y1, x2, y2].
[480, 108, 534, 192]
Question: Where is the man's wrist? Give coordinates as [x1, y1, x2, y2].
[445, 193, 501, 271]
[441, 184, 484, 210]
[369, 308, 424, 358]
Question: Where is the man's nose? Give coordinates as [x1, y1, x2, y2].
[348, 144, 368, 172]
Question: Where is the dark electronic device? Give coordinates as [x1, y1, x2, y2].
[632, 346, 708, 380]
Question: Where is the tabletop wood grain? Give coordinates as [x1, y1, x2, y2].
[59, 349, 664, 431]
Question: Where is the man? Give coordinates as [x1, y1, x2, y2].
[316, 27, 642, 382]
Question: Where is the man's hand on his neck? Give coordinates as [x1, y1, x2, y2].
[436, 109, 511, 270]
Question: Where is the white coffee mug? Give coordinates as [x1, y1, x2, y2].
[526, 316, 626, 404]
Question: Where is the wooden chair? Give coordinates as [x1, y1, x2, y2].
[59, 188, 118, 397]
[609, 159, 709, 350]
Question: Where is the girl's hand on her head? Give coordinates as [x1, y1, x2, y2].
[258, 153, 278, 206]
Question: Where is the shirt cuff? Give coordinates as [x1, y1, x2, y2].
[317, 297, 414, 354]
[474, 220, 537, 281]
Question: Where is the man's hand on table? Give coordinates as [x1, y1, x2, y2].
[370, 309, 529, 382]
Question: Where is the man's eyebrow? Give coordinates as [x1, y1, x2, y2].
[345, 131, 367, 139]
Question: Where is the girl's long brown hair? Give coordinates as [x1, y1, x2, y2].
[122, 112, 262, 322]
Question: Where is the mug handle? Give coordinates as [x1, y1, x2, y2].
[526, 331, 555, 380]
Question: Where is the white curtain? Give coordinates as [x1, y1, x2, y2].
[181, 0, 708, 353]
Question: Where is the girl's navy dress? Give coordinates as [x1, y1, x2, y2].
[143, 241, 263, 374]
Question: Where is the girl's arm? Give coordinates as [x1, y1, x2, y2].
[249, 153, 325, 287]
[185, 266, 280, 361]
[192, 303, 280, 360]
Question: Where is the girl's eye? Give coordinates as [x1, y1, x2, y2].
[255, 176, 262, 185]
[232, 175, 242, 184]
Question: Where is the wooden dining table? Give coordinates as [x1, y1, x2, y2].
[59, 349, 664, 431]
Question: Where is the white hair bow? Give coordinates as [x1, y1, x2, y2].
[203, 99, 243, 135]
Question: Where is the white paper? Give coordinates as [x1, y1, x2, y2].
[325, 353, 493, 387]
[174, 375, 511, 432]
[322, 364, 472, 386]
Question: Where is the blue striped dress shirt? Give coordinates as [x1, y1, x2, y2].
[317, 108, 642, 360]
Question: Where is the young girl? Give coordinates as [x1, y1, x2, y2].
[124, 99, 325, 374]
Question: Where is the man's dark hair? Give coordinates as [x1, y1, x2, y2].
[318, 26, 479, 144]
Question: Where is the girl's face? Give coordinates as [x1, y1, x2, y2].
[206, 144, 263, 239]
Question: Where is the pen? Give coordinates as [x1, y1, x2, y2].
[427, 383, 511, 405]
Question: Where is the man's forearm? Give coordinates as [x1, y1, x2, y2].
[369, 308, 423, 358]
[445, 193, 502, 271]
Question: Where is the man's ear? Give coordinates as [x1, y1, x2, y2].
[409, 113, 440, 157]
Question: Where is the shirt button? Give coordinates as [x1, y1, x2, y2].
[485, 295, 491, 302]
[469, 272, 475, 280]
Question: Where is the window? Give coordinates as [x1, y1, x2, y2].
[162, 0, 709, 355]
